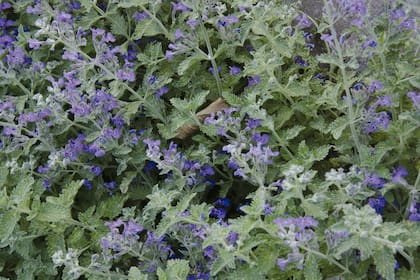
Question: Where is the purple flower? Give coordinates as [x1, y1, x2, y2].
[251, 133, 270, 145]
[226, 231, 239, 245]
[364, 172, 386, 189]
[174, 29, 184, 40]
[294, 55, 309, 67]
[214, 197, 230, 208]
[6, 47, 27, 66]
[116, 69, 136, 82]
[400, 18, 415, 30]
[83, 179, 92, 190]
[368, 197, 386, 214]
[56, 11, 73, 23]
[186, 19, 200, 30]
[124, 220, 144, 237]
[208, 66, 222, 76]
[264, 203, 273, 216]
[165, 50, 175, 61]
[368, 81, 383, 93]
[155, 86, 169, 98]
[407, 91, 420, 108]
[390, 9, 406, 20]
[245, 118, 261, 129]
[364, 111, 391, 133]
[320, 33, 334, 46]
[37, 165, 50, 174]
[43, 179, 52, 191]
[0, 2, 12, 11]
[28, 38, 43, 49]
[203, 246, 215, 259]
[362, 38, 377, 48]
[200, 164, 215, 176]
[134, 11, 149, 22]
[209, 208, 226, 220]
[374, 95, 392, 107]
[229, 66, 241, 76]
[103, 128, 121, 139]
[409, 212, 420, 222]
[171, 1, 191, 13]
[392, 166, 408, 185]
[90, 166, 103, 176]
[273, 216, 318, 231]
[296, 13, 312, 28]
[62, 50, 83, 61]
[247, 75, 261, 86]
[104, 181, 117, 189]
[277, 258, 288, 271]
[218, 15, 239, 26]
[111, 115, 125, 128]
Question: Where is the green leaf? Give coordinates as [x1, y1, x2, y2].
[301, 201, 328, 219]
[278, 125, 305, 141]
[118, 0, 148, 8]
[211, 247, 236, 276]
[222, 91, 242, 107]
[129, 267, 148, 280]
[177, 53, 204, 76]
[36, 203, 70, 223]
[120, 172, 137, 194]
[10, 175, 34, 208]
[0, 211, 20, 243]
[317, 53, 343, 68]
[96, 195, 127, 219]
[304, 253, 322, 280]
[157, 259, 190, 280]
[110, 13, 127, 37]
[373, 247, 395, 280]
[328, 116, 348, 140]
[133, 19, 165, 39]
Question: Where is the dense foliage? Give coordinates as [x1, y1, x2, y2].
[0, 0, 419, 279]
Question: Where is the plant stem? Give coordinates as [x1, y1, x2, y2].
[323, 0, 362, 163]
[194, 3, 223, 97]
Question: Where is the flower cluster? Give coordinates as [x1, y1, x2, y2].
[143, 139, 215, 189]
[204, 109, 279, 186]
[274, 216, 318, 271]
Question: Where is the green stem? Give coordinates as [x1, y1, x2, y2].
[138, 4, 170, 39]
[323, 0, 362, 163]
[298, 244, 352, 275]
[194, 4, 223, 97]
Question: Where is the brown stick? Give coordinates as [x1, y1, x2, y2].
[175, 98, 229, 139]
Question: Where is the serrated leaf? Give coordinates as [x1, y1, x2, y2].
[279, 125, 305, 141]
[177, 54, 204, 76]
[301, 201, 328, 219]
[118, 0, 148, 8]
[211, 247, 236, 276]
[304, 254, 322, 280]
[222, 91, 242, 106]
[120, 172, 137, 194]
[0, 211, 20, 243]
[133, 19, 165, 39]
[110, 13, 127, 37]
[157, 259, 189, 280]
[328, 116, 348, 139]
[11, 175, 34, 208]
[96, 195, 127, 219]
[36, 203, 70, 223]
[317, 53, 343, 68]
[373, 247, 395, 280]
[129, 267, 148, 280]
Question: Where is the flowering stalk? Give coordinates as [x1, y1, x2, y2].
[322, 0, 362, 162]
[193, 2, 223, 97]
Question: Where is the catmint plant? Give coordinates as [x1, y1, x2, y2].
[0, 0, 418, 279]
